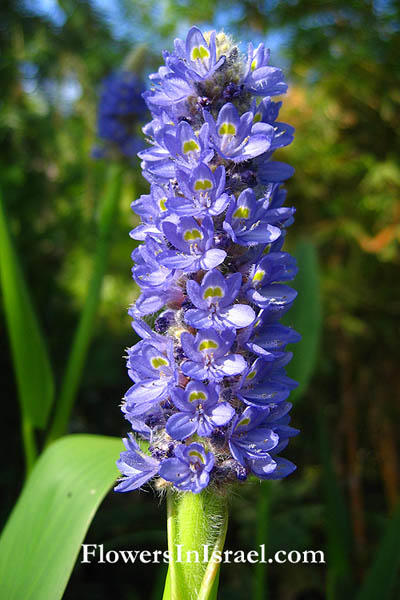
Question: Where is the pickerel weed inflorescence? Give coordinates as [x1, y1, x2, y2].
[115, 27, 300, 494]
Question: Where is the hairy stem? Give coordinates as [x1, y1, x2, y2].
[164, 489, 228, 600]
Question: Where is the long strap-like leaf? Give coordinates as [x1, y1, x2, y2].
[0, 434, 122, 600]
[356, 503, 400, 600]
[283, 239, 322, 402]
[0, 188, 55, 472]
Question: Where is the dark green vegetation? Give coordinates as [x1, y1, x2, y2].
[0, 1, 399, 598]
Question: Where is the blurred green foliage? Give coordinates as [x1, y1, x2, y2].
[1, 1, 399, 599]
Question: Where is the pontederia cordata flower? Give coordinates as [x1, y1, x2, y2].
[115, 27, 299, 495]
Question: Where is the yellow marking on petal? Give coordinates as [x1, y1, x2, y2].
[219, 122, 236, 136]
[191, 45, 210, 61]
[251, 58, 257, 71]
[238, 417, 251, 427]
[253, 113, 262, 123]
[253, 269, 265, 282]
[199, 339, 218, 351]
[159, 197, 167, 211]
[233, 206, 250, 219]
[203, 286, 223, 299]
[246, 371, 256, 380]
[194, 179, 213, 191]
[151, 357, 169, 369]
[189, 391, 207, 402]
[183, 228, 203, 241]
[188, 449, 205, 462]
[183, 140, 200, 154]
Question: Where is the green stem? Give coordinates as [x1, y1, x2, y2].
[163, 489, 228, 600]
[46, 164, 124, 445]
[198, 508, 228, 600]
[21, 417, 37, 477]
[253, 482, 272, 600]
[166, 491, 178, 600]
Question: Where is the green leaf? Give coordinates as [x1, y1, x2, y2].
[46, 164, 124, 444]
[0, 189, 55, 431]
[356, 503, 400, 600]
[0, 434, 122, 600]
[318, 413, 354, 599]
[283, 239, 322, 402]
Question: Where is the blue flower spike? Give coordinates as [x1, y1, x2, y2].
[115, 27, 299, 495]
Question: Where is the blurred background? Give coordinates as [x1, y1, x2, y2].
[1, 1, 399, 598]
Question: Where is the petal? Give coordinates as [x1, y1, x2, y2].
[214, 353, 247, 376]
[162, 221, 184, 250]
[209, 194, 230, 216]
[216, 103, 240, 136]
[159, 458, 190, 483]
[257, 284, 297, 306]
[209, 402, 235, 426]
[114, 465, 156, 492]
[158, 251, 195, 270]
[180, 331, 200, 361]
[186, 279, 207, 309]
[220, 304, 256, 328]
[258, 161, 295, 183]
[228, 441, 246, 466]
[200, 248, 227, 270]
[196, 415, 216, 437]
[184, 309, 213, 329]
[166, 413, 197, 440]
[259, 457, 296, 479]
[237, 223, 281, 245]
[135, 294, 165, 315]
[170, 387, 192, 411]
[181, 360, 207, 380]
[125, 379, 168, 406]
[249, 456, 278, 479]
[201, 269, 227, 301]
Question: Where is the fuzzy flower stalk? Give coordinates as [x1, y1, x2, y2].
[115, 26, 299, 598]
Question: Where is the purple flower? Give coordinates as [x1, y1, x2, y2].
[115, 434, 159, 492]
[234, 355, 298, 407]
[179, 27, 225, 81]
[181, 328, 247, 382]
[228, 407, 279, 466]
[240, 43, 287, 97]
[139, 120, 214, 183]
[94, 71, 147, 159]
[168, 163, 230, 217]
[159, 216, 226, 272]
[204, 103, 274, 162]
[124, 337, 178, 416]
[167, 381, 235, 440]
[185, 269, 255, 330]
[131, 237, 183, 315]
[159, 442, 215, 493]
[223, 188, 282, 246]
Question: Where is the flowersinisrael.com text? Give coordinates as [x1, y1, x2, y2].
[81, 544, 325, 565]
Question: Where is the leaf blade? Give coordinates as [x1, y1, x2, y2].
[356, 503, 400, 600]
[0, 189, 55, 430]
[0, 434, 122, 600]
[283, 239, 322, 402]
